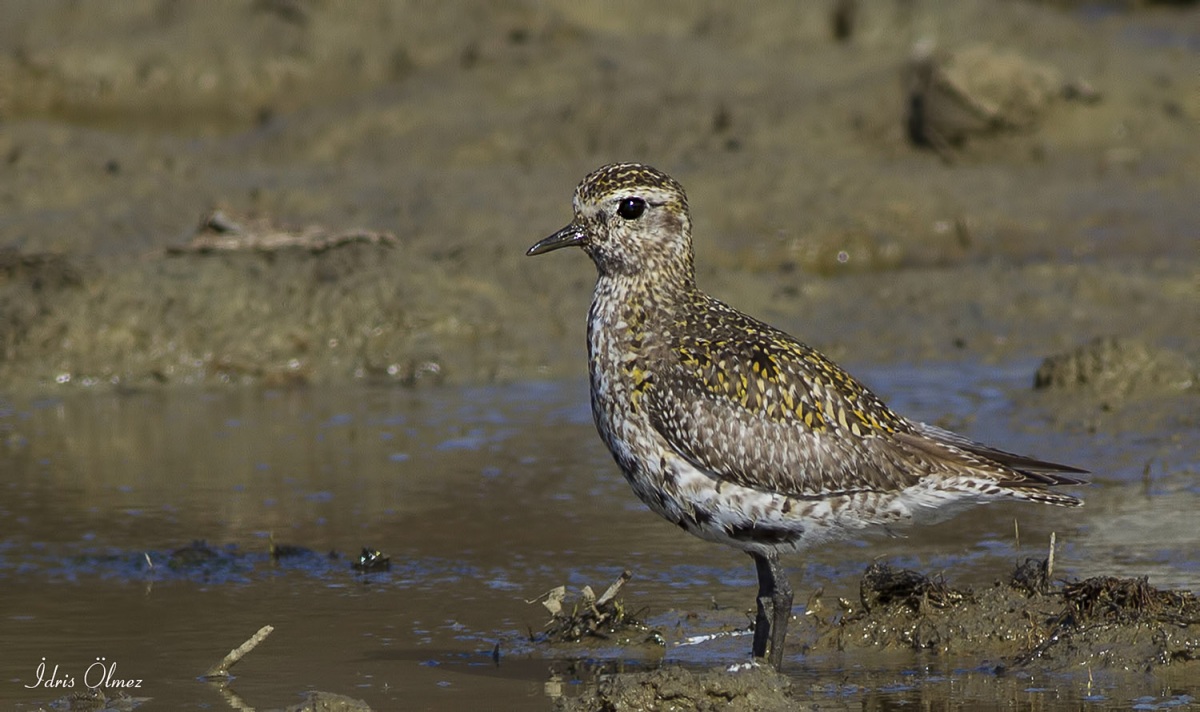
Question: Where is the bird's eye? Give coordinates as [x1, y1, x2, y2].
[617, 197, 647, 220]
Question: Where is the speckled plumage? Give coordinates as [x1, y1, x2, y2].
[528, 162, 1085, 668]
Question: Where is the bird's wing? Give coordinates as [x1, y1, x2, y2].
[889, 427, 1084, 505]
[905, 421, 1087, 484]
[645, 300, 1084, 502]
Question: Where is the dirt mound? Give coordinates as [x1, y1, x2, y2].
[1035, 337, 1196, 397]
[816, 561, 1200, 672]
[557, 665, 793, 712]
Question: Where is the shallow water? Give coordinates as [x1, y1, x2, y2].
[1, 363, 1196, 710]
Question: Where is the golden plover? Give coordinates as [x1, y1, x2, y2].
[527, 162, 1085, 670]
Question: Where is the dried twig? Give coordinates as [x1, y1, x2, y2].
[596, 570, 632, 608]
[1047, 532, 1057, 581]
[202, 625, 275, 680]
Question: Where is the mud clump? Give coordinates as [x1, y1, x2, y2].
[1009, 556, 1053, 596]
[285, 691, 373, 712]
[859, 561, 972, 614]
[34, 688, 148, 711]
[905, 42, 1096, 158]
[816, 561, 1200, 672]
[556, 665, 793, 712]
[1034, 336, 1196, 397]
[1061, 576, 1200, 627]
[820, 563, 1005, 654]
[1017, 575, 1200, 668]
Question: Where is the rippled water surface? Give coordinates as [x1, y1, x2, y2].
[1, 364, 1196, 710]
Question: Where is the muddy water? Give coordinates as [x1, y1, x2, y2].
[1, 363, 1196, 710]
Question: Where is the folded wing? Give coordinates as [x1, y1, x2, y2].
[646, 298, 1085, 506]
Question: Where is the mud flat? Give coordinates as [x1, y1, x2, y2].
[0, 0, 1196, 393]
[552, 559, 1200, 711]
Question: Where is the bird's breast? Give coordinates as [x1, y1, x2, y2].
[586, 285, 669, 478]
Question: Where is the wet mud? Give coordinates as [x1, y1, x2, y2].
[555, 560, 1200, 711]
[2, 0, 1198, 710]
[818, 561, 1200, 670]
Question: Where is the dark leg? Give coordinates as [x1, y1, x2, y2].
[767, 555, 794, 669]
[750, 552, 774, 661]
[749, 551, 794, 670]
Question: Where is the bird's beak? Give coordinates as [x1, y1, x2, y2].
[527, 222, 586, 256]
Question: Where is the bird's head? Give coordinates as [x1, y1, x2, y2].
[528, 163, 695, 285]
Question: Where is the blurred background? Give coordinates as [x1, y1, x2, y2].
[0, 0, 1195, 391]
[1, 1, 1197, 710]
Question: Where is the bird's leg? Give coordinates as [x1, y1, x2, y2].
[749, 551, 794, 669]
[768, 554, 794, 670]
[750, 552, 774, 661]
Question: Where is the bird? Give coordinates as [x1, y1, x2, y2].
[526, 162, 1085, 670]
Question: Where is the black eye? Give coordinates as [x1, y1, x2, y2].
[617, 197, 647, 220]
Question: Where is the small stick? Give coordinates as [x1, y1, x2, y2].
[1013, 518, 1020, 552]
[202, 625, 274, 680]
[1047, 532, 1056, 581]
[596, 570, 633, 608]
